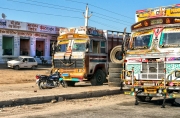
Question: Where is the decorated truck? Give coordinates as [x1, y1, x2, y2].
[51, 26, 130, 86]
[122, 4, 180, 107]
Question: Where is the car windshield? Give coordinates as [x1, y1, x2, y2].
[131, 34, 152, 49]
[72, 43, 86, 52]
[159, 32, 180, 48]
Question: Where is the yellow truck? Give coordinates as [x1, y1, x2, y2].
[51, 26, 130, 87]
[120, 4, 180, 108]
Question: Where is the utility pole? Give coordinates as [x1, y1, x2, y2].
[83, 4, 92, 27]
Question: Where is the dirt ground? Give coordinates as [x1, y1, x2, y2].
[0, 64, 52, 84]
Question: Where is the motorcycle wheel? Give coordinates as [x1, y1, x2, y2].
[60, 81, 67, 88]
[54, 81, 60, 87]
[38, 81, 46, 89]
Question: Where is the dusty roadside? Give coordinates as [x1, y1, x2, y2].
[0, 64, 121, 103]
[0, 64, 51, 84]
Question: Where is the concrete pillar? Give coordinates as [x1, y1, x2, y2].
[30, 36, 36, 57]
[13, 35, 20, 57]
[45, 35, 51, 58]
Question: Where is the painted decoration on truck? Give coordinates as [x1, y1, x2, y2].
[132, 17, 180, 31]
[136, 4, 180, 22]
[166, 63, 180, 74]
[126, 64, 141, 74]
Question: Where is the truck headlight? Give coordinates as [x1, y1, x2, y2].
[158, 89, 162, 93]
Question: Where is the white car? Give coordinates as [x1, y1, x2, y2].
[7, 56, 38, 70]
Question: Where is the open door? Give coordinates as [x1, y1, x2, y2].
[36, 40, 44, 56]
[20, 38, 30, 56]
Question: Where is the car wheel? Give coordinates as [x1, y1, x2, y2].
[32, 65, 37, 70]
[14, 65, 20, 70]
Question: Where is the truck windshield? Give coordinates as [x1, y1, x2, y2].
[159, 32, 180, 48]
[56, 44, 67, 52]
[131, 34, 152, 49]
[72, 43, 86, 52]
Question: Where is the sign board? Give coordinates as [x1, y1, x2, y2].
[6, 20, 26, 30]
[37, 25, 56, 34]
[26, 23, 38, 32]
[0, 19, 6, 28]
[87, 26, 103, 37]
[135, 4, 180, 22]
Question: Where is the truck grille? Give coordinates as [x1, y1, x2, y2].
[141, 62, 164, 79]
[53, 59, 84, 68]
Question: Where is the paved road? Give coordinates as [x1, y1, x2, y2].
[1, 94, 179, 118]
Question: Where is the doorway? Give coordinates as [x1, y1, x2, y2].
[20, 38, 30, 56]
[36, 40, 44, 56]
[2, 36, 14, 55]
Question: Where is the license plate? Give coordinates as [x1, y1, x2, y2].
[144, 83, 155, 86]
[124, 91, 131, 95]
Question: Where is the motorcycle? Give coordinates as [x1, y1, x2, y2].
[36, 70, 67, 89]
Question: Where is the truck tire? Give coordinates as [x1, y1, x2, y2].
[110, 45, 124, 63]
[91, 69, 105, 86]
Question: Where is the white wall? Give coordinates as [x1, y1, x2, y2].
[14, 36, 20, 56]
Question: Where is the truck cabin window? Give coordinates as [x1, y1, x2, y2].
[132, 34, 152, 49]
[56, 44, 67, 52]
[160, 32, 180, 48]
[72, 43, 86, 52]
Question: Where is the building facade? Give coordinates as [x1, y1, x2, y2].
[0, 19, 62, 64]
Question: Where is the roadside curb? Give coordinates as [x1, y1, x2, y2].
[0, 89, 125, 107]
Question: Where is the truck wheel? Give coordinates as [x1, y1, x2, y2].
[110, 45, 124, 63]
[91, 69, 105, 86]
[137, 96, 153, 102]
[14, 65, 19, 70]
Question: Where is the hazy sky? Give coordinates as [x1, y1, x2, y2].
[0, 0, 180, 32]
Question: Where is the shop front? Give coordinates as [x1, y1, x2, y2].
[0, 19, 60, 64]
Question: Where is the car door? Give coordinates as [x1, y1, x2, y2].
[28, 58, 36, 68]
[19, 58, 28, 68]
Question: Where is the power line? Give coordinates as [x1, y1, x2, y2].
[65, 0, 86, 5]
[89, 19, 125, 31]
[93, 15, 131, 26]
[26, 0, 84, 12]
[0, 6, 83, 19]
[7, 0, 132, 25]
[3, 0, 130, 30]
[93, 12, 134, 24]
[7, 0, 83, 13]
[89, 4, 134, 19]
[65, 0, 134, 20]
